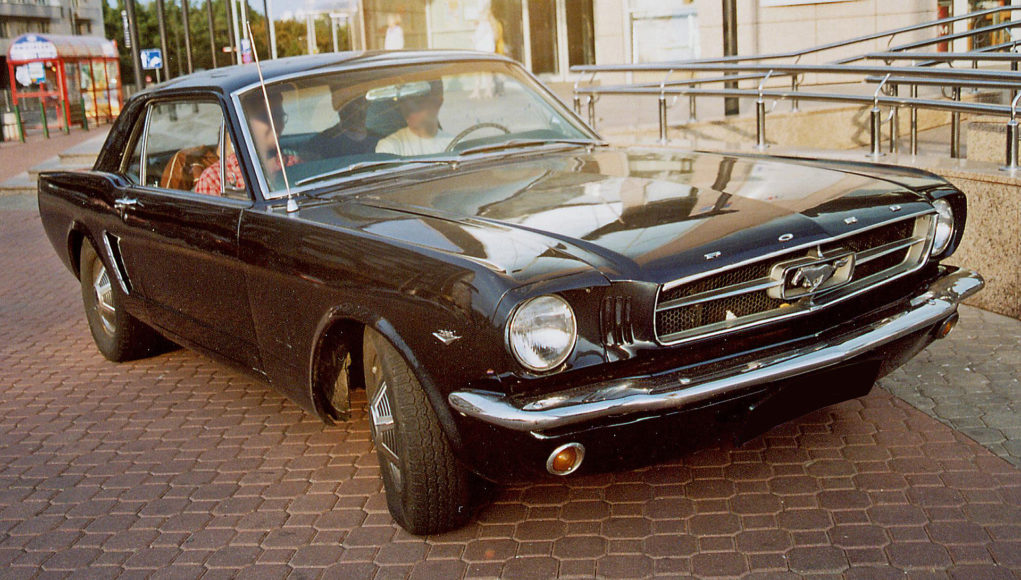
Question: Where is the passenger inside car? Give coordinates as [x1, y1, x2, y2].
[159, 145, 219, 191]
[305, 92, 380, 159]
[375, 81, 452, 156]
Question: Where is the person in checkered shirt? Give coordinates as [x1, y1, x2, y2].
[194, 90, 299, 196]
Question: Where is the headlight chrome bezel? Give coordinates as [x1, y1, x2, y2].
[930, 198, 955, 257]
[507, 294, 578, 373]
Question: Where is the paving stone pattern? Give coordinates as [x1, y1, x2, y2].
[2, 208, 1020, 578]
[881, 307, 1021, 469]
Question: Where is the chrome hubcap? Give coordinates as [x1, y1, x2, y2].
[369, 380, 402, 491]
[91, 260, 116, 336]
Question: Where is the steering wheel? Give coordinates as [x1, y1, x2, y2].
[445, 122, 511, 152]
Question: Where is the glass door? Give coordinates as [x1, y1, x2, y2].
[525, 0, 594, 79]
[527, 0, 558, 75]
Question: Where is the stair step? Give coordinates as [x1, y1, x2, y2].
[29, 158, 90, 180]
[58, 133, 106, 166]
[0, 172, 36, 197]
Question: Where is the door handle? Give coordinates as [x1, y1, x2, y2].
[114, 197, 139, 211]
[114, 197, 140, 221]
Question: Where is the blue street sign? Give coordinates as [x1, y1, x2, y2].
[140, 48, 163, 70]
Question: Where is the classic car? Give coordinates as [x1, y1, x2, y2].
[37, 51, 983, 535]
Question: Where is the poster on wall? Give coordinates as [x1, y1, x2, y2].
[630, 1, 699, 63]
[80, 63, 96, 122]
[760, 0, 850, 5]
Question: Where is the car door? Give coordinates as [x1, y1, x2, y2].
[110, 96, 261, 370]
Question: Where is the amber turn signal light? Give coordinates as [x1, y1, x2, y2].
[546, 443, 585, 476]
[936, 312, 959, 339]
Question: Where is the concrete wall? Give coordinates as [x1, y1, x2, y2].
[696, 0, 938, 63]
[930, 166, 1021, 319]
[591, 0, 939, 84]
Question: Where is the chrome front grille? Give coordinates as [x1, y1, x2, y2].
[655, 214, 934, 344]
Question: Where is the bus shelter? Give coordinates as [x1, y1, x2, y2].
[7, 34, 122, 133]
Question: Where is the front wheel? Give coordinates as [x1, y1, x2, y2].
[79, 240, 161, 362]
[362, 328, 475, 534]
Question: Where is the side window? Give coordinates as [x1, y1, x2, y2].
[138, 100, 243, 198]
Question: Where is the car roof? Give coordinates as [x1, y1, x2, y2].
[146, 50, 511, 96]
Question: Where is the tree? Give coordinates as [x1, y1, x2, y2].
[103, 0, 271, 86]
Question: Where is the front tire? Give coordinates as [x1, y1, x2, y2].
[362, 328, 474, 534]
[79, 240, 160, 362]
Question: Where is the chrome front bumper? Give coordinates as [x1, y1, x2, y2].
[449, 268, 984, 433]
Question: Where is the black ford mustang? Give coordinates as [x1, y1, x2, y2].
[37, 51, 983, 534]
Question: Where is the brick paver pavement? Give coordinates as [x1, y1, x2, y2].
[0, 127, 108, 184]
[2, 206, 1020, 578]
[881, 308, 1021, 469]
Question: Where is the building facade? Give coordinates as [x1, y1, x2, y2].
[1, 0, 105, 94]
[351, 0, 1016, 82]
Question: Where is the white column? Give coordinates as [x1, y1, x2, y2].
[307, 13, 316, 54]
[268, 0, 278, 59]
[1012, 0, 1021, 44]
[231, 0, 243, 63]
[952, 0, 969, 53]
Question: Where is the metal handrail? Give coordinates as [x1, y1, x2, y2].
[864, 51, 1021, 62]
[571, 62, 1021, 78]
[1005, 92, 1021, 171]
[569, 9, 1021, 167]
[834, 18, 1021, 63]
[864, 76, 1021, 90]
[886, 40, 1021, 68]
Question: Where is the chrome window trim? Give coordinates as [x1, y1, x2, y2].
[119, 99, 251, 207]
[137, 106, 153, 186]
[218, 120, 226, 197]
[653, 212, 937, 346]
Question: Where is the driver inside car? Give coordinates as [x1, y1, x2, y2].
[194, 88, 300, 195]
[375, 81, 452, 156]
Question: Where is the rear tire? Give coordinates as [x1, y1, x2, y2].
[80, 240, 161, 362]
[362, 328, 474, 534]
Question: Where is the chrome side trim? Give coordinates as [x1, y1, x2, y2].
[448, 268, 984, 433]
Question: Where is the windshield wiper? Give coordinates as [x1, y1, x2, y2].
[295, 158, 459, 187]
[457, 138, 606, 157]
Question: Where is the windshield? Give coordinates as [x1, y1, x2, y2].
[236, 60, 594, 197]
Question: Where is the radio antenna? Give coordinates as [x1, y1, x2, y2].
[245, 20, 297, 213]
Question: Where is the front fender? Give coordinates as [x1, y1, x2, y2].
[306, 302, 472, 454]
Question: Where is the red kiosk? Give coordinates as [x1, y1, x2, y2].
[6, 34, 123, 134]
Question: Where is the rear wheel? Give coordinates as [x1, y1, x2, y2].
[79, 240, 161, 362]
[362, 328, 474, 534]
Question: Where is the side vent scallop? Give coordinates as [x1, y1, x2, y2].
[601, 295, 634, 347]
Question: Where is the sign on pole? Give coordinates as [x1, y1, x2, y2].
[121, 11, 132, 49]
[140, 48, 163, 70]
[240, 38, 253, 64]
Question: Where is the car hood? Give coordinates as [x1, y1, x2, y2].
[313, 148, 935, 286]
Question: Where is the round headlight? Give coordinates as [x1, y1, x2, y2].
[930, 198, 955, 257]
[508, 295, 577, 372]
